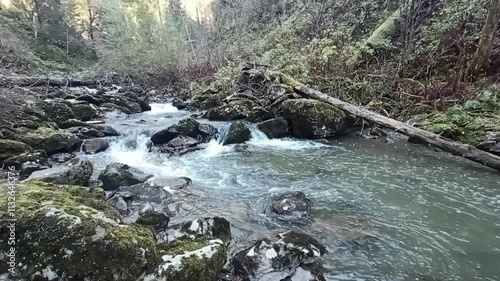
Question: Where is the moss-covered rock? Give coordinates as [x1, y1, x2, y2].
[98, 163, 152, 191]
[0, 139, 32, 160]
[280, 99, 352, 139]
[28, 158, 93, 186]
[223, 121, 251, 145]
[4, 150, 50, 179]
[199, 94, 224, 111]
[23, 127, 81, 155]
[207, 100, 255, 121]
[145, 236, 227, 281]
[0, 181, 157, 281]
[70, 103, 97, 121]
[42, 101, 77, 126]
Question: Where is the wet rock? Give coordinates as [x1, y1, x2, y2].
[200, 94, 224, 111]
[59, 119, 88, 129]
[172, 97, 198, 110]
[82, 138, 110, 154]
[71, 103, 97, 121]
[136, 210, 170, 231]
[23, 127, 81, 155]
[476, 132, 500, 155]
[0, 139, 32, 160]
[160, 136, 200, 156]
[3, 150, 50, 179]
[207, 100, 254, 121]
[50, 152, 76, 163]
[92, 124, 120, 137]
[223, 121, 251, 145]
[286, 264, 326, 281]
[257, 117, 289, 139]
[170, 217, 232, 244]
[0, 181, 157, 281]
[76, 94, 101, 105]
[122, 92, 151, 111]
[108, 195, 128, 215]
[199, 123, 219, 142]
[271, 191, 312, 219]
[100, 102, 132, 114]
[28, 158, 93, 186]
[231, 231, 326, 281]
[41, 101, 76, 126]
[119, 183, 173, 204]
[98, 163, 153, 191]
[246, 106, 274, 123]
[280, 99, 352, 139]
[72, 127, 104, 139]
[145, 236, 227, 281]
[151, 118, 201, 145]
[163, 177, 193, 190]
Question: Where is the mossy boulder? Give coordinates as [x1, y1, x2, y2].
[98, 163, 152, 191]
[207, 100, 254, 121]
[23, 127, 81, 155]
[28, 158, 94, 186]
[246, 106, 274, 123]
[223, 121, 251, 145]
[0, 181, 158, 281]
[199, 95, 224, 111]
[145, 236, 227, 281]
[280, 99, 352, 139]
[0, 139, 32, 160]
[71, 103, 97, 121]
[42, 101, 77, 126]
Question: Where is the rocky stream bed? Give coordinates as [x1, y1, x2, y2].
[0, 71, 499, 281]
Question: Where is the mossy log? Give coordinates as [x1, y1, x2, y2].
[277, 72, 500, 172]
[0, 74, 98, 87]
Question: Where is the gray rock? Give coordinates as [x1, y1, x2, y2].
[223, 121, 251, 145]
[71, 103, 97, 121]
[108, 195, 128, 215]
[98, 163, 152, 191]
[28, 158, 93, 186]
[82, 139, 110, 154]
[271, 191, 312, 219]
[257, 117, 289, 139]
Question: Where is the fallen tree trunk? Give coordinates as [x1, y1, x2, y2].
[278, 72, 500, 172]
[0, 74, 99, 88]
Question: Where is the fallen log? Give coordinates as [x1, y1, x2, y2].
[0, 74, 99, 88]
[277, 72, 500, 172]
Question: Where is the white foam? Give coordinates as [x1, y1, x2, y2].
[201, 139, 232, 158]
[248, 137, 329, 150]
[147, 103, 179, 115]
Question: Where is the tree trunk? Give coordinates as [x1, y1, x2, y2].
[466, 0, 500, 78]
[276, 72, 500, 172]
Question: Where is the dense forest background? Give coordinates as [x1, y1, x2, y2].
[1, 0, 500, 130]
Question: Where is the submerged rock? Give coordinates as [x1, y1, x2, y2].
[230, 231, 326, 281]
[0, 181, 157, 281]
[257, 117, 289, 139]
[98, 163, 153, 191]
[271, 191, 312, 219]
[23, 127, 81, 155]
[223, 121, 251, 145]
[82, 138, 110, 154]
[28, 158, 94, 186]
[92, 124, 120, 137]
[280, 99, 352, 139]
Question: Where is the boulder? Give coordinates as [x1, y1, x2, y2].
[258, 117, 289, 139]
[207, 100, 254, 121]
[476, 132, 500, 155]
[144, 236, 227, 281]
[199, 123, 219, 142]
[151, 118, 201, 145]
[23, 127, 81, 155]
[169, 217, 232, 244]
[271, 191, 312, 220]
[160, 135, 201, 156]
[108, 195, 129, 216]
[223, 121, 251, 145]
[280, 99, 352, 139]
[199, 95, 223, 111]
[247, 106, 274, 123]
[41, 101, 76, 126]
[0, 140, 32, 160]
[76, 94, 101, 105]
[71, 103, 97, 121]
[28, 158, 94, 186]
[98, 163, 152, 191]
[136, 210, 170, 232]
[122, 92, 151, 111]
[230, 231, 326, 281]
[117, 183, 172, 205]
[50, 152, 77, 164]
[101, 94, 142, 114]
[82, 139, 110, 154]
[0, 181, 157, 281]
[92, 125, 120, 137]
[4, 150, 50, 179]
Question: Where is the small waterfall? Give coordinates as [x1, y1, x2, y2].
[249, 125, 269, 140]
[147, 103, 179, 115]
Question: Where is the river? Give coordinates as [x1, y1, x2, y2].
[81, 103, 500, 281]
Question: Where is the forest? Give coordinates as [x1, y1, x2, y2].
[0, 0, 500, 281]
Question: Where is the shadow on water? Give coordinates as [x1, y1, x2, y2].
[82, 104, 500, 281]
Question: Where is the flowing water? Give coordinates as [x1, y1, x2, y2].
[82, 104, 500, 281]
